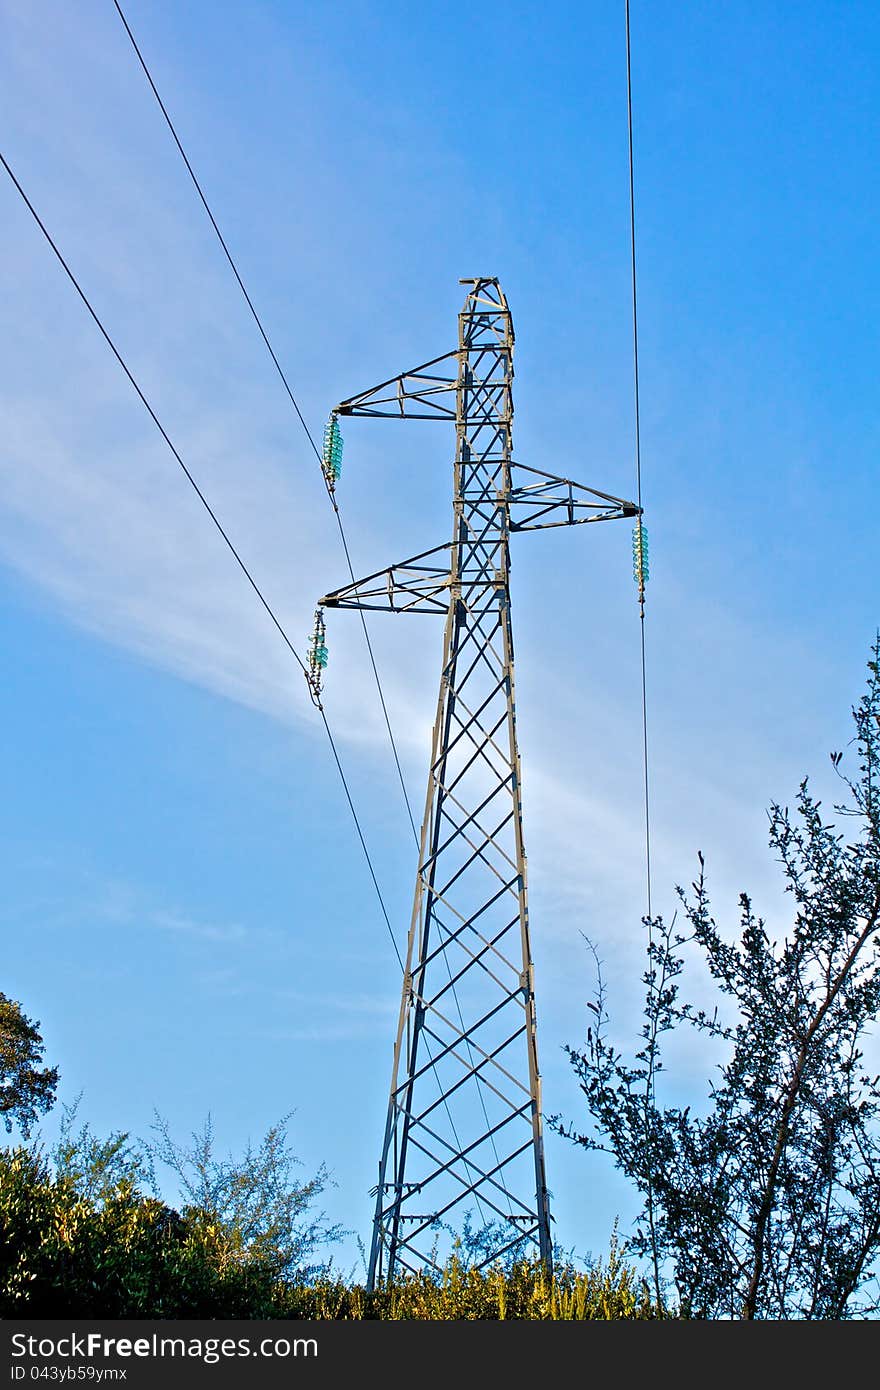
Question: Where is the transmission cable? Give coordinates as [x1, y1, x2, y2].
[113, 0, 511, 1195]
[0, 147, 401, 969]
[111, 4, 502, 1199]
[625, 0, 653, 923]
[625, 9, 661, 1306]
[111, 0, 420, 850]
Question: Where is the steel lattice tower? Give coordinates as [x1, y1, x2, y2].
[319, 278, 638, 1286]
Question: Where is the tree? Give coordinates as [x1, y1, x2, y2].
[562, 639, 880, 1319]
[147, 1112, 343, 1282]
[0, 993, 58, 1137]
[1, 1108, 345, 1316]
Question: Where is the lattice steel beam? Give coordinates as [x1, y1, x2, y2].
[319, 278, 638, 1288]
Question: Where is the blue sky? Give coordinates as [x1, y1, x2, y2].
[2, 0, 878, 1270]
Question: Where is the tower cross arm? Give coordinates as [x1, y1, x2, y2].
[320, 542, 452, 615]
[507, 463, 640, 532]
[336, 350, 460, 420]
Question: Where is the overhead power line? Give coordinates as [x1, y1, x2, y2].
[0, 147, 400, 966]
[111, 0, 420, 851]
[625, 0, 653, 923]
[0, 151, 307, 682]
[111, 5, 500, 1206]
[111, 0, 322, 463]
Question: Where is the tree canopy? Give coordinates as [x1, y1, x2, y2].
[563, 638, 880, 1319]
[0, 993, 58, 1137]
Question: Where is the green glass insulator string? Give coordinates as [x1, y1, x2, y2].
[322, 413, 344, 489]
[632, 520, 649, 593]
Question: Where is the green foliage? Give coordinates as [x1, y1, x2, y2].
[53, 1099, 152, 1202]
[282, 1246, 660, 1319]
[0, 1144, 192, 1316]
[0, 1131, 658, 1318]
[562, 639, 880, 1319]
[0, 1139, 658, 1318]
[0, 993, 58, 1137]
[0, 1109, 343, 1317]
[148, 1112, 341, 1282]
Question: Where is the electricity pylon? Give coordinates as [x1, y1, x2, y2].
[318, 278, 639, 1287]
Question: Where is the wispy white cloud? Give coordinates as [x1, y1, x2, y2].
[271, 988, 397, 1017]
[0, 394, 324, 724]
[10, 864, 252, 950]
[257, 1022, 392, 1044]
[149, 910, 247, 945]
